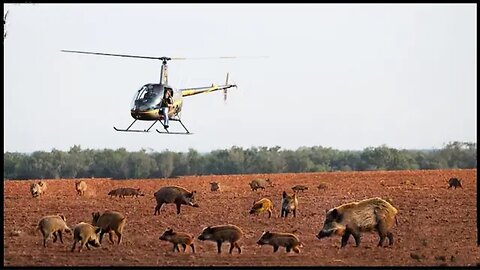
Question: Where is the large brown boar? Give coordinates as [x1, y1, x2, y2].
[108, 187, 145, 198]
[316, 197, 398, 248]
[448, 178, 462, 189]
[75, 180, 87, 196]
[30, 181, 47, 198]
[71, 222, 102, 252]
[281, 191, 298, 218]
[248, 178, 273, 191]
[292, 185, 308, 193]
[159, 228, 195, 253]
[256, 231, 303, 253]
[197, 224, 243, 254]
[249, 198, 274, 218]
[91, 210, 126, 245]
[37, 214, 72, 247]
[153, 185, 199, 215]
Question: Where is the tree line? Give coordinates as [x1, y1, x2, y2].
[3, 141, 476, 180]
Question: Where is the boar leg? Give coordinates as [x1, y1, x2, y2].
[154, 202, 164, 215]
[281, 209, 284, 218]
[229, 242, 235, 254]
[115, 231, 122, 245]
[108, 231, 115, 244]
[351, 229, 361, 247]
[71, 240, 77, 252]
[387, 232, 394, 246]
[216, 241, 223, 254]
[43, 235, 49, 248]
[376, 217, 388, 247]
[268, 209, 272, 218]
[173, 244, 180, 252]
[190, 243, 195, 253]
[99, 231, 106, 244]
[273, 245, 279, 252]
[234, 242, 242, 254]
[293, 246, 300, 253]
[286, 246, 291, 253]
[293, 209, 296, 218]
[181, 244, 187, 252]
[52, 232, 58, 243]
[175, 203, 182, 215]
[58, 231, 64, 244]
[341, 230, 351, 248]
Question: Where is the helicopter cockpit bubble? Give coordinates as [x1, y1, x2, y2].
[131, 83, 163, 111]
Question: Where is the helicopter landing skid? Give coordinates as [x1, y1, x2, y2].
[156, 118, 193, 135]
[113, 119, 159, 132]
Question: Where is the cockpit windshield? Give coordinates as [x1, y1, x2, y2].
[131, 84, 163, 111]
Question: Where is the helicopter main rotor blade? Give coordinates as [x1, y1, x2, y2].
[60, 50, 185, 60]
[175, 56, 269, 60]
[61, 50, 268, 61]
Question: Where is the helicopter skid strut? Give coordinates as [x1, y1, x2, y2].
[156, 118, 192, 135]
[113, 119, 192, 135]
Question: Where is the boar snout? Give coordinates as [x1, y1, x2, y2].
[197, 234, 205, 240]
[317, 230, 331, 239]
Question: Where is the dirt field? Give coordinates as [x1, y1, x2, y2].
[3, 169, 479, 267]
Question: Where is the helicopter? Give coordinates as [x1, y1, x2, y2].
[61, 50, 256, 135]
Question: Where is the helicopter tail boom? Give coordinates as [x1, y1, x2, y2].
[181, 73, 236, 98]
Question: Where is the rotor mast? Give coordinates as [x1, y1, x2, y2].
[159, 57, 171, 85]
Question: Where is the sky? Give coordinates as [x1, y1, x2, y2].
[3, 4, 477, 153]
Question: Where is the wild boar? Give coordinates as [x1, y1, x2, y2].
[30, 181, 47, 198]
[91, 210, 126, 245]
[316, 197, 398, 248]
[317, 183, 328, 190]
[153, 185, 199, 215]
[210, 182, 220, 192]
[249, 198, 274, 218]
[197, 224, 243, 254]
[37, 214, 72, 247]
[75, 180, 87, 196]
[292, 185, 308, 193]
[159, 228, 195, 253]
[256, 231, 303, 253]
[448, 178, 462, 189]
[281, 191, 298, 218]
[108, 187, 145, 198]
[249, 178, 273, 191]
[71, 222, 102, 252]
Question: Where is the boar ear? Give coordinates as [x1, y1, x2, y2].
[282, 191, 287, 198]
[331, 209, 338, 218]
[325, 209, 329, 214]
[59, 214, 66, 221]
[95, 227, 102, 234]
[91, 212, 96, 218]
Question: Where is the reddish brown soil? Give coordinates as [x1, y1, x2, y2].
[3, 169, 479, 267]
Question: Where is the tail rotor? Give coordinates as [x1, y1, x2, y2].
[224, 72, 237, 103]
